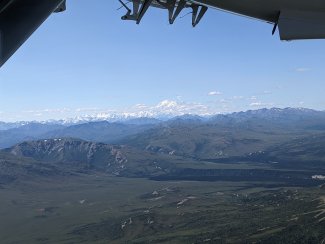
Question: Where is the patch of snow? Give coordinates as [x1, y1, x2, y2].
[312, 175, 325, 180]
[147, 218, 154, 225]
[177, 199, 189, 206]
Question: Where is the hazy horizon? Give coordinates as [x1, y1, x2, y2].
[0, 105, 321, 123]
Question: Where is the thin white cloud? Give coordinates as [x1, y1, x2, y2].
[250, 102, 274, 107]
[262, 91, 272, 95]
[250, 102, 262, 107]
[208, 91, 222, 96]
[231, 96, 244, 100]
[23, 108, 71, 114]
[134, 104, 148, 109]
[295, 68, 311, 72]
[75, 107, 99, 112]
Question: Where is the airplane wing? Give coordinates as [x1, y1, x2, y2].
[278, 10, 325, 40]
[119, 0, 325, 41]
[1, 0, 325, 68]
[0, 0, 66, 67]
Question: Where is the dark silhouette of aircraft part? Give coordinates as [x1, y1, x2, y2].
[169, 0, 186, 24]
[272, 11, 281, 35]
[136, 0, 153, 24]
[0, 0, 66, 67]
[191, 5, 207, 27]
[2, 0, 325, 68]
[119, 0, 208, 27]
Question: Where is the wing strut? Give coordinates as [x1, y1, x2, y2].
[136, 0, 153, 24]
[192, 5, 208, 27]
[272, 11, 281, 35]
[133, 1, 140, 15]
[170, 0, 186, 24]
[167, 0, 176, 24]
[118, 0, 208, 27]
[119, 0, 138, 21]
[156, 0, 176, 23]
[119, 0, 153, 23]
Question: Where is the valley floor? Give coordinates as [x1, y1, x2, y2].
[0, 174, 324, 244]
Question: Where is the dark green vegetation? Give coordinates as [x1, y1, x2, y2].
[1, 108, 325, 243]
[0, 175, 324, 243]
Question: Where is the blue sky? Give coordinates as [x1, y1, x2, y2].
[1, 0, 325, 121]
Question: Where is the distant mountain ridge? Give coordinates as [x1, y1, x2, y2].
[44, 121, 157, 144]
[2, 107, 325, 185]
[1, 107, 325, 150]
[0, 123, 66, 149]
[118, 108, 325, 160]
[208, 108, 325, 124]
[1, 107, 322, 127]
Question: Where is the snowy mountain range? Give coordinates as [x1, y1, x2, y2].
[0, 107, 322, 128]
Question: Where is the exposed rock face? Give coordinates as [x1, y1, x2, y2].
[6, 138, 128, 173]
